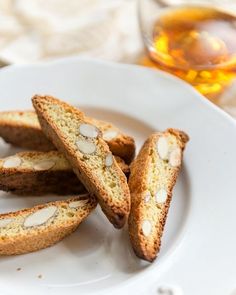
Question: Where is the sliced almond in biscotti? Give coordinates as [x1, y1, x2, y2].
[128, 129, 189, 262]
[87, 117, 135, 163]
[2, 156, 22, 168]
[0, 110, 135, 163]
[0, 151, 129, 195]
[24, 206, 58, 227]
[32, 95, 131, 228]
[0, 194, 97, 255]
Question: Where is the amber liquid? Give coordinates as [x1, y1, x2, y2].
[141, 5, 236, 101]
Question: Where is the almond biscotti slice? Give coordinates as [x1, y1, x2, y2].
[128, 129, 189, 262]
[0, 111, 54, 151]
[32, 95, 131, 228]
[0, 151, 130, 195]
[0, 194, 97, 255]
[0, 110, 135, 163]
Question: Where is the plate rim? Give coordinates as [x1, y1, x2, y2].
[1, 55, 235, 129]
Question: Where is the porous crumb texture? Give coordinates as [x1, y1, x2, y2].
[32, 95, 130, 228]
[0, 111, 135, 163]
[128, 129, 189, 262]
[0, 195, 97, 255]
[0, 151, 129, 195]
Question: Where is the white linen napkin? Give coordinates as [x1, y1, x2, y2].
[0, 0, 143, 64]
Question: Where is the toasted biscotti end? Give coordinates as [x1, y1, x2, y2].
[128, 129, 189, 262]
[32, 95, 131, 228]
[87, 117, 135, 164]
[0, 194, 97, 255]
[0, 110, 136, 163]
[0, 151, 129, 195]
[0, 111, 55, 151]
[166, 128, 189, 148]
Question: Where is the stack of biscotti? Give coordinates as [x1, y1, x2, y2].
[0, 110, 135, 163]
[0, 151, 130, 195]
[0, 95, 136, 255]
[0, 94, 189, 261]
[32, 95, 131, 228]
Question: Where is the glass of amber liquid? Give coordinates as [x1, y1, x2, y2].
[138, 0, 236, 102]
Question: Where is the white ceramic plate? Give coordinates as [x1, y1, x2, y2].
[0, 57, 235, 295]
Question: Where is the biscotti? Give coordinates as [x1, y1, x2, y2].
[0, 151, 130, 195]
[32, 95, 131, 228]
[87, 117, 135, 163]
[0, 194, 97, 255]
[128, 129, 189, 262]
[0, 111, 53, 151]
[0, 110, 135, 163]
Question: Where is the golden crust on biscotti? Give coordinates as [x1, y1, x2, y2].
[0, 110, 135, 163]
[32, 95, 131, 228]
[0, 151, 129, 195]
[128, 129, 189, 262]
[0, 194, 97, 255]
[0, 111, 54, 151]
